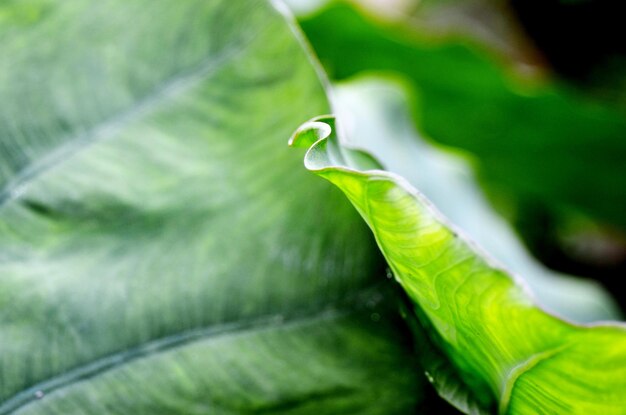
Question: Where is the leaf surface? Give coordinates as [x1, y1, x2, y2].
[291, 115, 626, 414]
[330, 76, 620, 323]
[0, 1, 422, 413]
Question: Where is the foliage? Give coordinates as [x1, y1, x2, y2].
[299, 2, 626, 232]
[1, 0, 624, 414]
[0, 1, 421, 413]
[291, 112, 626, 414]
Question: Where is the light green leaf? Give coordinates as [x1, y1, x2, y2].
[331, 76, 620, 323]
[0, 0, 423, 412]
[291, 115, 626, 414]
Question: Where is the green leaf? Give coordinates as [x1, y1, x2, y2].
[298, 2, 626, 231]
[0, 0, 423, 412]
[331, 76, 620, 323]
[291, 115, 626, 414]
[327, 75, 622, 413]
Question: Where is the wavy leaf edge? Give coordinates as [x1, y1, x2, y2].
[290, 115, 626, 414]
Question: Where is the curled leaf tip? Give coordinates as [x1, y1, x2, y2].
[288, 115, 334, 148]
[291, 115, 385, 173]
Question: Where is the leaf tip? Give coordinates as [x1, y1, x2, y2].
[288, 115, 335, 148]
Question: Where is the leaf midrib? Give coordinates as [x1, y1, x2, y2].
[0, 304, 354, 414]
[0, 28, 260, 209]
[498, 343, 571, 415]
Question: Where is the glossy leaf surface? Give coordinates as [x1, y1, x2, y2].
[291, 115, 626, 414]
[331, 76, 620, 323]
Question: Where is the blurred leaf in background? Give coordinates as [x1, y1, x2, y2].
[293, 0, 626, 306]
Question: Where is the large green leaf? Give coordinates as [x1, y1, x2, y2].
[330, 76, 620, 323]
[291, 115, 626, 413]
[0, 0, 424, 412]
[298, 2, 626, 231]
